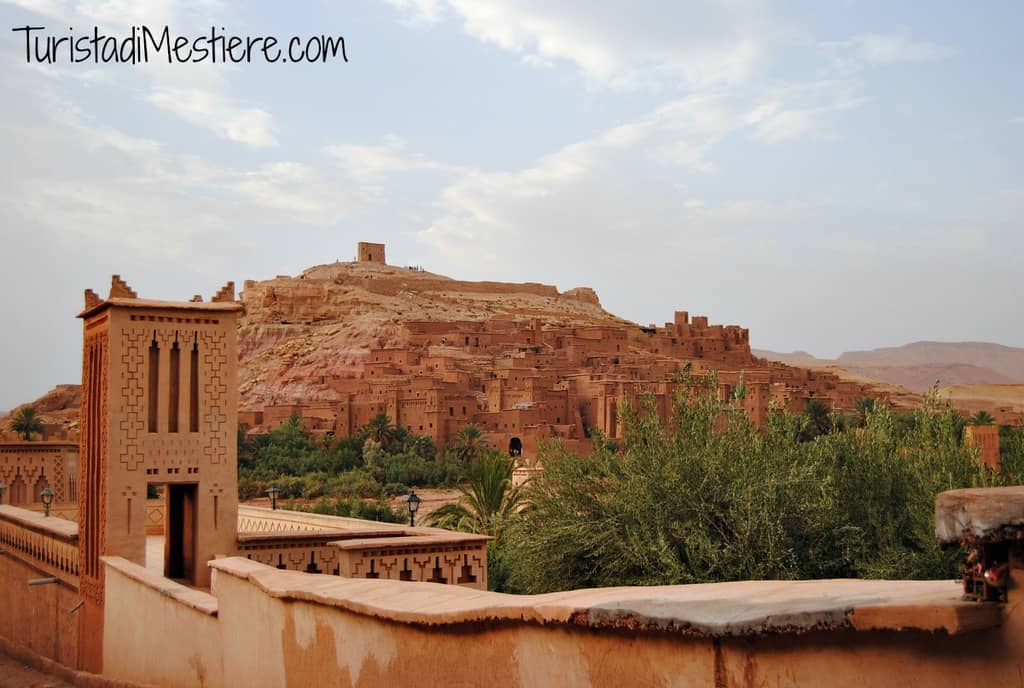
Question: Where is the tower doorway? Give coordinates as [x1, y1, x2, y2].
[164, 483, 198, 582]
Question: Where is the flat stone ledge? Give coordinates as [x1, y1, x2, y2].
[210, 557, 998, 638]
[0, 505, 78, 541]
[936, 486, 1024, 546]
[103, 556, 218, 616]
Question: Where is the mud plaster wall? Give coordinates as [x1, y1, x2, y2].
[0, 552, 79, 668]
[101, 560, 1024, 688]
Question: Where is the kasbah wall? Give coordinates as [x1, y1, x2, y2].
[240, 242, 874, 461]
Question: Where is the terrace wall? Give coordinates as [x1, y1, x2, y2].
[99, 554, 1024, 688]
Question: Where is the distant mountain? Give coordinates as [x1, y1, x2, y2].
[756, 341, 1024, 395]
[752, 349, 826, 367]
[838, 342, 1024, 382]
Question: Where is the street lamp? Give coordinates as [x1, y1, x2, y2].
[265, 485, 280, 511]
[40, 487, 54, 517]
[405, 490, 422, 527]
[0, 482, 6, 505]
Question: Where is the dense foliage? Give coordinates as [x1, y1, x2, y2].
[237, 413, 466, 502]
[497, 373, 1023, 593]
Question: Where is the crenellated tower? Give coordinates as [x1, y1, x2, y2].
[76, 276, 243, 671]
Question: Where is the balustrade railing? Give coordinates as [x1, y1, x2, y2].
[0, 505, 79, 584]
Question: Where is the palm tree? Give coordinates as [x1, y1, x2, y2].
[853, 397, 878, 428]
[450, 424, 488, 464]
[9, 406, 43, 441]
[970, 410, 995, 426]
[800, 399, 832, 441]
[426, 451, 523, 535]
[362, 413, 397, 451]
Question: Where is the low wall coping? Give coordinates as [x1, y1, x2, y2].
[936, 486, 1024, 545]
[0, 505, 78, 542]
[209, 557, 999, 638]
[102, 557, 218, 616]
[330, 534, 491, 550]
[236, 530, 402, 545]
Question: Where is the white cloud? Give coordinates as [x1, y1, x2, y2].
[851, 33, 955, 64]
[747, 80, 866, 142]
[822, 33, 955, 73]
[0, 57, 374, 259]
[414, 84, 856, 281]
[148, 87, 277, 147]
[389, 0, 783, 90]
[2, 0, 277, 147]
[326, 135, 466, 183]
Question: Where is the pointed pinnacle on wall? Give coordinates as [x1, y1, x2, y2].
[109, 275, 137, 299]
[211, 281, 235, 303]
[84, 289, 102, 310]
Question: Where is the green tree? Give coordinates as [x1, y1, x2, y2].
[426, 451, 523, 535]
[9, 406, 43, 441]
[800, 399, 833, 440]
[970, 410, 995, 426]
[362, 413, 398, 451]
[449, 424, 489, 464]
[853, 397, 878, 428]
[500, 380, 1005, 594]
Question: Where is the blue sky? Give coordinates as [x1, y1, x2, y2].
[0, 0, 1021, 410]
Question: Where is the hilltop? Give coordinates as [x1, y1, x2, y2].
[237, 260, 625, 408]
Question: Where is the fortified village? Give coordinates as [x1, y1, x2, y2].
[0, 245, 1021, 687]
[3, 242, 891, 458]
[240, 242, 871, 460]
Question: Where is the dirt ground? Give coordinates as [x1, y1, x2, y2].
[243, 487, 462, 524]
[387, 488, 462, 523]
[0, 652, 71, 688]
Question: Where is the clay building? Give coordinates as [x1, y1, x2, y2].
[357, 241, 386, 264]
[247, 252, 875, 460]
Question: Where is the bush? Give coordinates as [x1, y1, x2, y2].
[501, 376, 1011, 594]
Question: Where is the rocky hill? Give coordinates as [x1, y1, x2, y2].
[237, 261, 628, 408]
[0, 384, 81, 440]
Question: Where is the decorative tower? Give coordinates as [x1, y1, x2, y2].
[76, 276, 243, 671]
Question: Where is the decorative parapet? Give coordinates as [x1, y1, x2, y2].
[333, 534, 489, 589]
[235, 506, 491, 589]
[0, 505, 79, 584]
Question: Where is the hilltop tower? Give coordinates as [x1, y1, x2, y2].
[357, 241, 386, 264]
[76, 276, 243, 671]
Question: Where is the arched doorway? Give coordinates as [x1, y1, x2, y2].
[9, 474, 27, 505]
[509, 437, 522, 457]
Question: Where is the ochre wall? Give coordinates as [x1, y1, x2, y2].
[0, 552, 79, 668]
[101, 557, 1024, 688]
[103, 560, 222, 688]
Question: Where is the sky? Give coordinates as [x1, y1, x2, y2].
[0, 0, 1021, 411]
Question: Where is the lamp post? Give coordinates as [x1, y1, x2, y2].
[405, 490, 422, 527]
[40, 487, 54, 517]
[0, 482, 6, 505]
[265, 485, 280, 511]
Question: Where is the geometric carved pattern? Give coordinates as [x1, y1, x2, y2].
[200, 330, 228, 465]
[119, 327, 149, 472]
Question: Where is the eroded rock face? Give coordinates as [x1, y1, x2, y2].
[935, 486, 1024, 545]
[0, 384, 82, 439]
[563, 287, 601, 306]
[236, 262, 627, 408]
